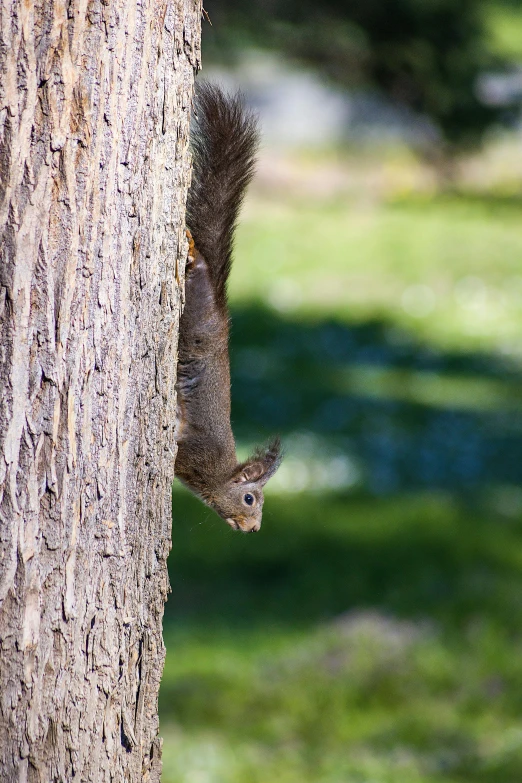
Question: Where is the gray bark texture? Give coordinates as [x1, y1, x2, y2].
[0, 1, 201, 780]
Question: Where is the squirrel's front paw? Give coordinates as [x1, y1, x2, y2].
[186, 229, 197, 272]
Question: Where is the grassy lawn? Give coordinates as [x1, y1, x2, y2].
[162, 181, 522, 782]
[232, 192, 522, 354]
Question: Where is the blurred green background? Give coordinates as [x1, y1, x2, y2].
[162, 3, 522, 781]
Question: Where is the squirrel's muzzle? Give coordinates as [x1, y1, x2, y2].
[226, 518, 260, 533]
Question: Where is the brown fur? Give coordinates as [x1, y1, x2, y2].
[175, 83, 282, 533]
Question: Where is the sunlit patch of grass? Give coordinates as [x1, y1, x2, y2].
[232, 192, 522, 354]
[335, 365, 522, 412]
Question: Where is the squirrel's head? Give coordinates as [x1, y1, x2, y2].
[210, 438, 282, 533]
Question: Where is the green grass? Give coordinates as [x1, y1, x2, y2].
[162, 184, 522, 782]
[232, 193, 522, 354]
[163, 492, 522, 783]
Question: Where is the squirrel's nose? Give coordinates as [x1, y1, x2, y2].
[250, 523, 260, 533]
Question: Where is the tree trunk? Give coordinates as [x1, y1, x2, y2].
[0, 1, 200, 780]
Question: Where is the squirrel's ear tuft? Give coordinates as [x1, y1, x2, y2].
[231, 437, 283, 486]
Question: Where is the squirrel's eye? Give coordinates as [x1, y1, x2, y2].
[244, 493, 255, 506]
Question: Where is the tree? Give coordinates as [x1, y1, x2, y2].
[0, 1, 200, 780]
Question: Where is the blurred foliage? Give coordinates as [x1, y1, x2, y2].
[201, 0, 520, 151]
[162, 183, 522, 782]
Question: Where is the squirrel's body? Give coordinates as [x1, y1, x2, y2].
[176, 243, 236, 494]
[175, 83, 281, 532]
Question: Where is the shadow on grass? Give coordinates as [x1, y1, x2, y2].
[168, 304, 522, 632]
[230, 304, 522, 492]
[170, 488, 522, 631]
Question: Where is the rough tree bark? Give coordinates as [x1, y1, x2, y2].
[0, 1, 200, 780]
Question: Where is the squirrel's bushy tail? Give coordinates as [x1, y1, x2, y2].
[186, 82, 259, 310]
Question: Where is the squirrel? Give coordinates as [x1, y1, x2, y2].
[174, 82, 282, 533]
